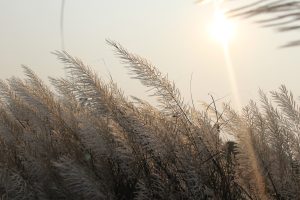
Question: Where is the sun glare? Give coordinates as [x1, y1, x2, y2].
[210, 9, 235, 45]
[209, 4, 241, 110]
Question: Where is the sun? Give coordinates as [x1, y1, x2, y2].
[210, 9, 236, 45]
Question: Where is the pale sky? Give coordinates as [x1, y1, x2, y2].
[1, 0, 299, 109]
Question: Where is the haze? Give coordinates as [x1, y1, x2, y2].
[1, 0, 299, 109]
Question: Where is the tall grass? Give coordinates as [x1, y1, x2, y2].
[0, 42, 299, 199]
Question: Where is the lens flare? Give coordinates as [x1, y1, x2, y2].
[210, 1, 241, 110]
[223, 43, 241, 110]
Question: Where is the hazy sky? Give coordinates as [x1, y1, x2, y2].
[1, 0, 299, 109]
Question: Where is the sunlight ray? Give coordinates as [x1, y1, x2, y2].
[212, 0, 241, 110]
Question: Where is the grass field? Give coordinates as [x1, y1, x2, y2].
[0, 41, 299, 199]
